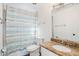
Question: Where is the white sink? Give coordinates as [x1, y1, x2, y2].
[52, 45, 71, 52]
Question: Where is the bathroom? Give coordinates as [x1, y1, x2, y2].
[0, 3, 79, 56]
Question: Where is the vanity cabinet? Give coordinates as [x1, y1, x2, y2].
[41, 47, 58, 56]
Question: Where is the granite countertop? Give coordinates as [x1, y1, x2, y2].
[41, 41, 79, 56]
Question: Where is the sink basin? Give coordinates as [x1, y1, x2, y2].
[52, 45, 71, 52]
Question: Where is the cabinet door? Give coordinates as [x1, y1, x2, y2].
[41, 47, 58, 56]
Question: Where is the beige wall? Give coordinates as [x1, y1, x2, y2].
[37, 3, 53, 41]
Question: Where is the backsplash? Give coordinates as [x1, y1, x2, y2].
[51, 38, 79, 48]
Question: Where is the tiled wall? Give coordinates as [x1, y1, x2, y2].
[0, 3, 3, 56]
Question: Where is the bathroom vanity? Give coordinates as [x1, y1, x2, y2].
[41, 38, 79, 56]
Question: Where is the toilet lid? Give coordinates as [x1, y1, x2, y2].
[27, 45, 39, 52]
